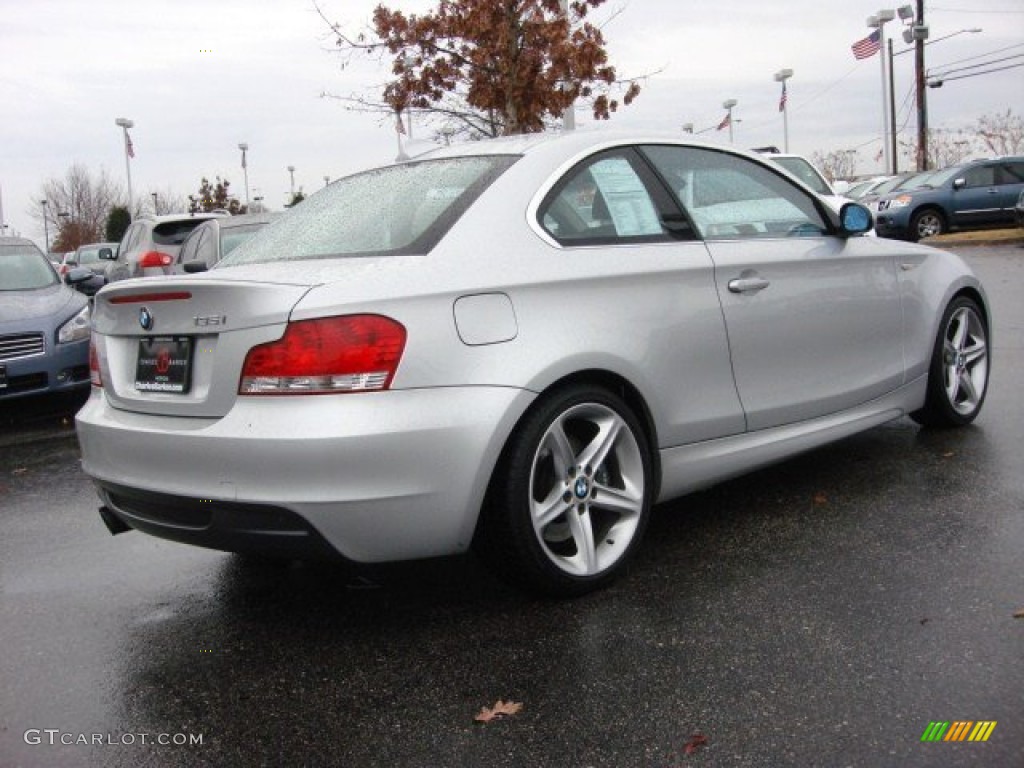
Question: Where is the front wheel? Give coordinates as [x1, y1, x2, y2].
[475, 384, 653, 597]
[911, 296, 989, 427]
[910, 208, 946, 241]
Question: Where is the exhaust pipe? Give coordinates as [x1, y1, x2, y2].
[98, 505, 132, 536]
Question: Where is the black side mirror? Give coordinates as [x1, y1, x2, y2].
[98, 247, 115, 260]
[67, 267, 105, 296]
[183, 260, 209, 273]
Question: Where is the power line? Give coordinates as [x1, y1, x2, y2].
[930, 61, 1024, 84]
[930, 52, 1024, 78]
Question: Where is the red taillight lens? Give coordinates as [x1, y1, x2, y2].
[239, 315, 406, 395]
[89, 337, 103, 388]
[139, 251, 173, 269]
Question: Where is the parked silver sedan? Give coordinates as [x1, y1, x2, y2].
[76, 132, 991, 597]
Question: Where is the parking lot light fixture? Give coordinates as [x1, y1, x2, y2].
[238, 143, 250, 210]
[774, 69, 794, 152]
[114, 118, 134, 217]
[722, 99, 738, 144]
[40, 200, 49, 252]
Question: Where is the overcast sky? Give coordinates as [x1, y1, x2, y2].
[2, 0, 1022, 246]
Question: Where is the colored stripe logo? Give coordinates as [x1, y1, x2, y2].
[921, 721, 997, 742]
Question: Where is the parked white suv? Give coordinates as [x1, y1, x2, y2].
[100, 213, 226, 282]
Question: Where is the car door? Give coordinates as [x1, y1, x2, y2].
[641, 145, 904, 432]
[950, 163, 1002, 228]
[535, 148, 746, 448]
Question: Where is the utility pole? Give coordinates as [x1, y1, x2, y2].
[914, 0, 929, 170]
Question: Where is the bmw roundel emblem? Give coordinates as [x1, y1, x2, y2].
[139, 307, 154, 331]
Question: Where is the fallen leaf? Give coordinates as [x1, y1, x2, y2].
[474, 699, 523, 723]
[1013, 609, 1024, 619]
[813, 492, 828, 505]
[684, 732, 708, 755]
[942, 451, 955, 458]
[12, 468, 28, 475]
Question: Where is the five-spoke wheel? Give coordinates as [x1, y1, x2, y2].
[912, 296, 989, 427]
[475, 385, 652, 597]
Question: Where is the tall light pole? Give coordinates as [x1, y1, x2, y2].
[774, 69, 793, 152]
[722, 99, 738, 144]
[114, 117, 134, 216]
[238, 142, 250, 210]
[40, 200, 50, 253]
[867, 10, 896, 173]
[287, 165, 296, 199]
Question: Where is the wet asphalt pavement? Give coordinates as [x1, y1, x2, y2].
[2, 246, 1022, 768]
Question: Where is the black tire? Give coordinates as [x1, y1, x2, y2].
[474, 384, 653, 597]
[911, 296, 990, 427]
[910, 208, 946, 241]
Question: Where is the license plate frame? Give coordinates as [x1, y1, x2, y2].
[135, 336, 193, 394]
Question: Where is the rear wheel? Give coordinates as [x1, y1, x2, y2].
[910, 208, 946, 241]
[911, 296, 989, 427]
[475, 384, 652, 597]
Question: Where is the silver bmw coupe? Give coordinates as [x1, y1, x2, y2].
[76, 132, 990, 596]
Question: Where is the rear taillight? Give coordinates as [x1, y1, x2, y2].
[89, 337, 102, 388]
[239, 315, 406, 395]
[139, 251, 173, 269]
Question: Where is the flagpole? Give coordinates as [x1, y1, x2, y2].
[867, 11, 895, 174]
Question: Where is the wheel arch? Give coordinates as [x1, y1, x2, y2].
[477, 368, 662, 528]
[910, 205, 948, 238]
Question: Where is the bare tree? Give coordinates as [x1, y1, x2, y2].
[975, 109, 1024, 157]
[900, 128, 977, 170]
[147, 186, 188, 216]
[33, 164, 124, 250]
[811, 150, 858, 182]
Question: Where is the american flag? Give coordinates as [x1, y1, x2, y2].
[716, 112, 731, 131]
[851, 29, 881, 60]
[778, 81, 787, 113]
[125, 131, 135, 159]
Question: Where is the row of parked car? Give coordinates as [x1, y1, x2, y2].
[2, 212, 278, 402]
[842, 155, 1024, 241]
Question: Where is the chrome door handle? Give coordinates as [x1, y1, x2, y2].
[728, 277, 771, 294]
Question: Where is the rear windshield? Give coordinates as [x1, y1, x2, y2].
[153, 220, 212, 246]
[220, 155, 517, 266]
[1, 247, 59, 290]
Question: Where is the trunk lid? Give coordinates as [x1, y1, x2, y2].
[92, 276, 313, 418]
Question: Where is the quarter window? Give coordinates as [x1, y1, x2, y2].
[539, 151, 674, 245]
[640, 146, 829, 240]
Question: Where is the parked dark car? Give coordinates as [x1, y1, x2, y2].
[874, 157, 1024, 241]
[0, 237, 91, 400]
[174, 213, 281, 273]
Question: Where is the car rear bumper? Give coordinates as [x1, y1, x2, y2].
[76, 385, 535, 562]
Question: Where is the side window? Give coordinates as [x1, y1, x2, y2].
[197, 229, 218, 265]
[119, 224, 140, 255]
[962, 165, 996, 188]
[538, 151, 673, 245]
[641, 145, 829, 240]
[177, 229, 201, 265]
[997, 162, 1024, 185]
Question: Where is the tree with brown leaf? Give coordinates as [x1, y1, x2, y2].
[320, 0, 643, 139]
